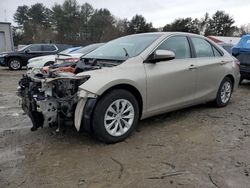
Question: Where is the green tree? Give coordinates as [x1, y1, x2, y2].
[163, 18, 199, 34]
[127, 15, 156, 34]
[14, 3, 53, 43]
[13, 5, 29, 27]
[52, 0, 81, 44]
[88, 8, 115, 42]
[205, 11, 236, 36]
[80, 3, 94, 42]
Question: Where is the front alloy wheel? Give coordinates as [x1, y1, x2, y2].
[104, 99, 135, 137]
[92, 89, 139, 143]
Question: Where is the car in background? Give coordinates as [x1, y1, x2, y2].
[232, 34, 250, 83]
[18, 32, 240, 143]
[0, 43, 72, 70]
[27, 46, 81, 69]
[28, 43, 103, 70]
[219, 43, 233, 54]
[54, 43, 104, 65]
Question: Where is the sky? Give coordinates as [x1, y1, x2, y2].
[0, 0, 250, 27]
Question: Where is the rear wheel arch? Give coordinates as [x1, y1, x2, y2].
[224, 74, 235, 89]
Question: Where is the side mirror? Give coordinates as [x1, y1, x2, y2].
[24, 49, 30, 53]
[146, 49, 175, 63]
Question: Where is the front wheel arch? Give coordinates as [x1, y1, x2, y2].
[92, 89, 140, 143]
[98, 84, 143, 119]
[225, 74, 235, 89]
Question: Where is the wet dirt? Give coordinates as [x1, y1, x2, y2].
[0, 67, 250, 188]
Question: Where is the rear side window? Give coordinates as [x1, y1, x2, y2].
[212, 46, 223, 57]
[157, 36, 191, 59]
[29, 44, 42, 52]
[43, 45, 57, 52]
[191, 37, 214, 58]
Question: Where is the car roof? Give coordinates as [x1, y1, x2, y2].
[125, 32, 206, 40]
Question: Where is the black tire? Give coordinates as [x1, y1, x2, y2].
[44, 61, 54, 67]
[92, 89, 139, 144]
[214, 77, 233, 107]
[8, 58, 22, 70]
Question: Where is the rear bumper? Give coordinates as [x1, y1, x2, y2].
[240, 65, 250, 79]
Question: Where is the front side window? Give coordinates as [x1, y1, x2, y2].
[29, 44, 42, 52]
[43, 45, 57, 52]
[191, 37, 214, 58]
[157, 36, 191, 59]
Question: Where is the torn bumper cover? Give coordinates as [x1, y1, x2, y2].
[17, 73, 97, 132]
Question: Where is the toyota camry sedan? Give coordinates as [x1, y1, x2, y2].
[17, 32, 240, 143]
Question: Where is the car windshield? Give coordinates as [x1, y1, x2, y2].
[71, 43, 103, 54]
[18, 45, 31, 52]
[84, 34, 162, 60]
[59, 47, 81, 54]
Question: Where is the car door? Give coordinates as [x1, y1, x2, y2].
[144, 36, 197, 114]
[25, 44, 44, 60]
[189, 37, 226, 102]
[42, 44, 58, 55]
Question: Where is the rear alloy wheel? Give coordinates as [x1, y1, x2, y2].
[8, 58, 22, 70]
[215, 77, 233, 107]
[92, 89, 139, 143]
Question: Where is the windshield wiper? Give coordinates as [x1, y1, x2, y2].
[57, 53, 71, 57]
[123, 48, 129, 57]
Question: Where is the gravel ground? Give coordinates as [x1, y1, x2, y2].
[0, 66, 249, 188]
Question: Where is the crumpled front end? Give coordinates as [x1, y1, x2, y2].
[17, 71, 91, 131]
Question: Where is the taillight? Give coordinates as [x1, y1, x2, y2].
[64, 58, 80, 63]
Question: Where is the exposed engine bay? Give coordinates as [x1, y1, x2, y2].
[17, 58, 122, 131]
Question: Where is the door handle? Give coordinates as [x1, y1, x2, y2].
[189, 64, 197, 70]
[220, 61, 228, 65]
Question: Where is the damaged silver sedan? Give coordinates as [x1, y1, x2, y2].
[17, 32, 240, 143]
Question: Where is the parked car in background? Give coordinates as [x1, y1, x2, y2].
[28, 44, 103, 69]
[27, 46, 81, 69]
[232, 34, 250, 83]
[54, 43, 104, 65]
[0, 43, 72, 70]
[18, 32, 240, 143]
[219, 43, 233, 54]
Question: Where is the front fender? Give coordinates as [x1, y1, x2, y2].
[74, 89, 98, 132]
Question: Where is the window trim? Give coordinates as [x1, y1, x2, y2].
[27, 44, 43, 52]
[27, 44, 58, 53]
[211, 45, 224, 57]
[146, 34, 193, 61]
[42, 44, 58, 52]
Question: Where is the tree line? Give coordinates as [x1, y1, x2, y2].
[13, 0, 249, 46]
